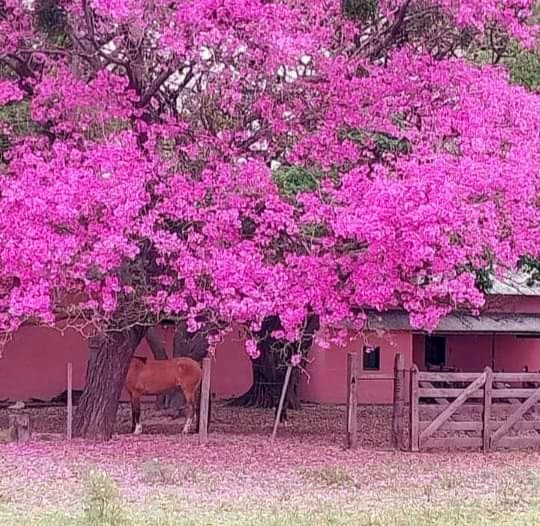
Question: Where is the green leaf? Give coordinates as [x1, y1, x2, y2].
[272, 166, 324, 198]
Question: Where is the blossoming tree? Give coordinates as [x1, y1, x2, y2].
[0, 0, 538, 439]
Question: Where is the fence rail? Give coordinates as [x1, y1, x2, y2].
[408, 367, 540, 452]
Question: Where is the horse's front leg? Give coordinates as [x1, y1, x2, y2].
[182, 407, 193, 434]
[182, 390, 195, 434]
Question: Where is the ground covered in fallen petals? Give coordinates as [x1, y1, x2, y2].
[1, 402, 540, 525]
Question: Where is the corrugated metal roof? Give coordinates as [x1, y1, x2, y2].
[365, 311, 540, 333]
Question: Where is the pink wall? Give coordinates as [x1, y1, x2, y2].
[493, 334, 540, 372]
[448, 334, 493, 371]
[0, 327, 88, 402]
[412, 332, 540, 372]
[0, 325, 252, 402]
[0, 326, 412, 405]
[301, 331, 413, 404]
[2, 308, 539, 405]
[412, 334, 425, 370]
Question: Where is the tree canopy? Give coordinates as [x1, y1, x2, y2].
[0, 0, 538, 353]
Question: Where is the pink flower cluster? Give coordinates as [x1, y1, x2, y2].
[379, 0, 538, 47]
[0, 0, 538, 352]
[0, 80, 23, 106]
[245, 340, 260, 360]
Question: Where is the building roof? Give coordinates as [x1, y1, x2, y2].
[365, 311, 540, 334]
[360, 270, 540, 334]
[489, 271, 540, 297]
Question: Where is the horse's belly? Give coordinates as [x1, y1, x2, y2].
[136, 371, 177, 394]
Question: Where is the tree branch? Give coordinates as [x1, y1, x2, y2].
[368, 0, 413, 59]
[81, 0, 127, 66]
[137, 65, 180, 108]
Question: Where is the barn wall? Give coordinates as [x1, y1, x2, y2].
[300, 331, 413, 404]
[0, 327, 89, 402]
[7, 325, 539, 403]
[411, 333, 540, 372]
[412, 334, 425, 370]
[493, 334, 540, 372]
[0, 326, 413, 405]
[0, 325, 253, 402]
[447, 334, 493, 371]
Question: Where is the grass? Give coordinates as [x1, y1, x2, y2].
[2, 466, 540, 526]
[82, 470, 126, 526]
[297, 466, 355, 487]
[2, 498, 540, 526]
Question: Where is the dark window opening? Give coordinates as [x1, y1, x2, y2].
[425, 336, 446, 367]
[363, 345, 380, 370]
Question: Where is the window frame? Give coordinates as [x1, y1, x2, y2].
[362, 345, 381, 371]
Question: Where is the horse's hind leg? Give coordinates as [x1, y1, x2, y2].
[181, 384, 201, 434]
[130, 393, 142, 435]
[182, 391, 194, 434]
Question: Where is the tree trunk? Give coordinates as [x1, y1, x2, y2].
[229, 314, 319, 415]
[173, 320, 209, 362]
[73, 327, 146, 441]
[229, 347, 286, 408]
[228, 346, 303, 412]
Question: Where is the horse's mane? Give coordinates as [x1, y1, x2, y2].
[133, 356, 148, 364]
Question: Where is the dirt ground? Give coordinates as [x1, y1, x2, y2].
[0, 401, 393, 448]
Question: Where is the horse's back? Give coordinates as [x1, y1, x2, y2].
[172, 357, 203, 387]
[172, 356, 202, 374]
[126, 356, 202, 395]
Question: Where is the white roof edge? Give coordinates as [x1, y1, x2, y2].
[488, 271, 540, 297]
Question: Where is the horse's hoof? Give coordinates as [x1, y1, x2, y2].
[134, 423, 143, 435]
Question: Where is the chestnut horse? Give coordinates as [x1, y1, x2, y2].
[126, 356, 202, 435]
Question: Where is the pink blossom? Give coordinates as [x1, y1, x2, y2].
[245, 340, 260, 360]
[0, 0, 537, 355]
[291, 354, 302, 367]
[0, 80, 23, 105]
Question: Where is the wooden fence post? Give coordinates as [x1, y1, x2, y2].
[198, 357, 212, 444]
[482, 366, 493, 453]
[67, 362, 73, 441]
[392, 353, 405, 450]
[346, 352, 359, 449]
[272, 365, 293, 440]
[409, 365, 419, 452]
[8, 411, 32, 443]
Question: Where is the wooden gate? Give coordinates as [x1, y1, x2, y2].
[409, 366, 540, 451]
